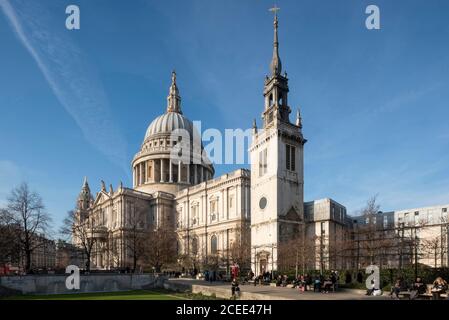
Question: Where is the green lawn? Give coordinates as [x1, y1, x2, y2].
[3, 290, 187, 300]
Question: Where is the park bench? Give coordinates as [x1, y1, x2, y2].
[396, 284, 448, 300]
[397, 291, 411, 299]
[418, 293, 433, 300]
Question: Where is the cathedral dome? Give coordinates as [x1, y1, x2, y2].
[132, 71, 214, 195]
[144, 111, 194, 141]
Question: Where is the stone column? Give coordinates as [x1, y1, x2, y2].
[160, 159, 164, 182]
[178, 161, 182, 183]
[194, 165, 198, 185]
[235, 185, 239, 217]
[221, 189, 225, 220]
[133, 167, 136, 187]
[138, 163, 142, 186]
[187, 164, 191, 184]
[152, 160, 155, 182]
[169, 159, 173, 182]
[200, 166, 204, 183]
[145, 161, 148, 183]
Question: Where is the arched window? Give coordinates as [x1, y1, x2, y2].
[269, 93, 274, 107]
[211, 235, 218, 254]
[191, 237, 198, 255]
[278, 93, 283, 106]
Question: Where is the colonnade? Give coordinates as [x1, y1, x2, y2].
[133, 159, 211, 187]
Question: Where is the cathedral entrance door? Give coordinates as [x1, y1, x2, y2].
[259, 259, 267, 275]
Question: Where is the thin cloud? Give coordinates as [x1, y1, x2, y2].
[0, 0, 128, 174]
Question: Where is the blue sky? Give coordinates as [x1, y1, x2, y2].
[0, 0, 448, 233]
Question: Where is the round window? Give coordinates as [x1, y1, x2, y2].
[259, 197, 267, 210]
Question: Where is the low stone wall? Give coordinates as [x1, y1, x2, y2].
[0, 273, 166, 295]
[163, 281, 291, 300]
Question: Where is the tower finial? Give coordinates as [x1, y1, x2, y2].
[269, 4, 282, 76]
[167, 70, 182, 114]
[252, 118, 258, 134]
[171, 70, 176, 85]
[296, 108, 302, 128]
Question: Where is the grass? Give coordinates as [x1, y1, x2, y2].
[2, 289, 190, 300]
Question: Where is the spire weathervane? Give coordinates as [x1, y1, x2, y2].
[269, 4, 282, 76]
[171, 70, 176, 85]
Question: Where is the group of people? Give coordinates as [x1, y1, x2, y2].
[309, 271, 339, 293]
[388, 276, 448, 300]
[244, 270, 340, 294]
[248, 271, 272, 285]
[203, 270, 219, 282]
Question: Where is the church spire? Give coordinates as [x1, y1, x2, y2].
[78, 176, 92, 211]
[167, 70, 182, 114]
[269, 5, 282, 76]
[262, 6, 291, 128]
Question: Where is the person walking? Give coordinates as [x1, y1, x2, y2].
[231, 278, 240, 299]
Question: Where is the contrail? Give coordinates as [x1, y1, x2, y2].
[0, 0, 129, 176]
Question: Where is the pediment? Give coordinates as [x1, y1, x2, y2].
[93, 190, 110, 206]
[284, 206, 302, 222]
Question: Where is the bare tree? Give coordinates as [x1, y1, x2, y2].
[122, 199, 149, 272]
[278, 225, 315, 275]
[229, 226, 251, 272]
[5, 183, 52, 273]
[0, 209, 20, 267]
[422, 236, 442, 268]
[359, 195, 381, 266]
[60, 209, 95, 272]
[145, 226, 177, 272]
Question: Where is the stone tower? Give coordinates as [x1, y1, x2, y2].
[77, 177, 92, 221]
[250, 10, 307, 275]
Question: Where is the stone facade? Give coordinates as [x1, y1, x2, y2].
[175, 169, 251, 272]
[353, 204, 449, 268]
[304, 199, 351, 271]
[72, 13, 352, 274]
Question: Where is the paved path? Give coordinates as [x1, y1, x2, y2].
[167, 279, 389, 300]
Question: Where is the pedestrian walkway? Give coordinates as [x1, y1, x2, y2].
[165, 279, 388, 300]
